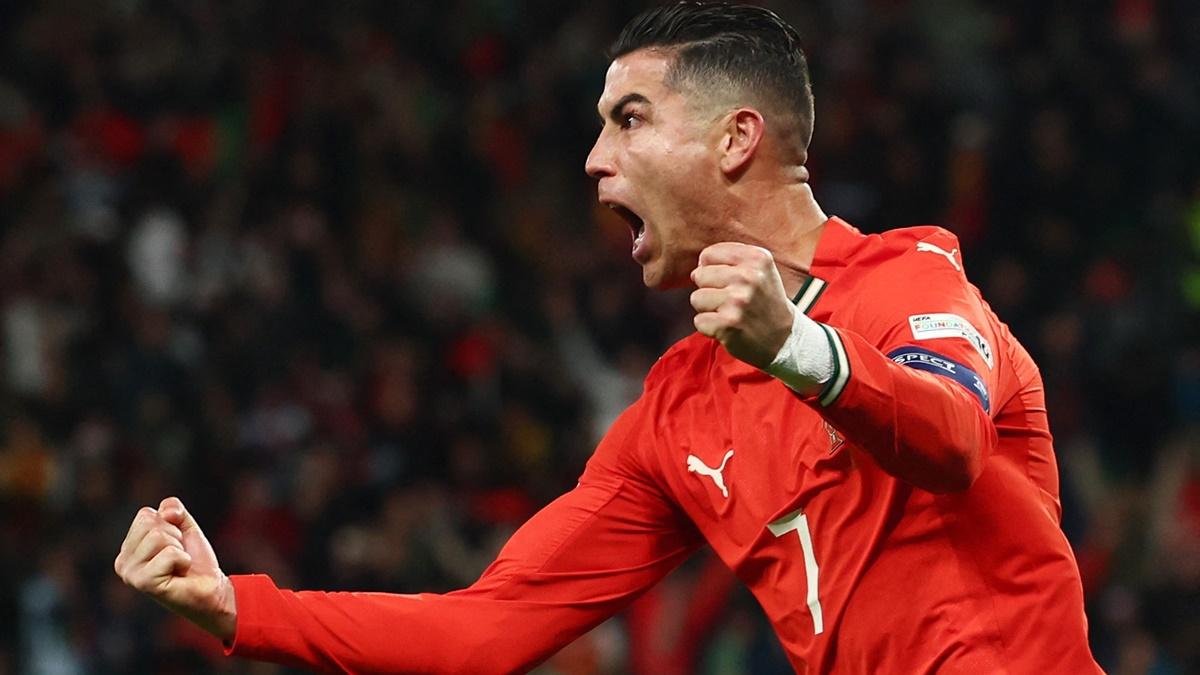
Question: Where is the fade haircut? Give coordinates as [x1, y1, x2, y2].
[609, 2, 815, 162]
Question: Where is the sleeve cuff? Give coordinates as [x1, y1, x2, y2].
[815, 325, 851, 407]
[222, 574, 276, 657]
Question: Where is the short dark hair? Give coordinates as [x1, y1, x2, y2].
[609, 2, 814, 159]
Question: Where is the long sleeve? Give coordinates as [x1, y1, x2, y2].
[225, 400, 702, 674]
[802, 232, 1004, 493]
[810, 325, 997, 492]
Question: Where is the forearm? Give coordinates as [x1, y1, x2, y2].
[804, 327, 994, 493]
[225, 574, 592, 674]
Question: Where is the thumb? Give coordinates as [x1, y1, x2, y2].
[158, 497, 200, 533]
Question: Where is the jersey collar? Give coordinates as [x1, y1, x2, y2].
[790, 275, 827, 314]
[790, 216, 866, 316]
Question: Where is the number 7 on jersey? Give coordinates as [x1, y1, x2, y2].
[768, 509, 824, 634]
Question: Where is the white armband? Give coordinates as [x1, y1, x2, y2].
[765, 308, 834, 395]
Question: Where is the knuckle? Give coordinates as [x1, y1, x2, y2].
[148, 530, 171, 549]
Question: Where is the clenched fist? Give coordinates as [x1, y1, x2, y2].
[114, 497, 237, 641]
[690, 242, 796, 370]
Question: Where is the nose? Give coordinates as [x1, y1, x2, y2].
[585, 132, 615, 180]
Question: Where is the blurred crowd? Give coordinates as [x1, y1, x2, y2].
[0, 1, 1198, 673]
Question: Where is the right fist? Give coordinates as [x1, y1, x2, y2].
[114, 497, 237, 640]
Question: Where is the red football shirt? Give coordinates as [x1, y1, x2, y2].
[225, 218, 1101, 673]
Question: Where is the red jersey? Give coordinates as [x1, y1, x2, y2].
[226, 218, 1101, 673]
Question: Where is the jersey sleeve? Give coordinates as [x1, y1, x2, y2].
[808, 229, 1001, 493]
[224, 397, 702, 674]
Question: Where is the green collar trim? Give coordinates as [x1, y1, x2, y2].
[791, 276, 827, 315]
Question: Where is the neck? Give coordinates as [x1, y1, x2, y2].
[727, 181, 829, 299]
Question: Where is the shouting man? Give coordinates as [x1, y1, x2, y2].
[116, 3, 1101, 672]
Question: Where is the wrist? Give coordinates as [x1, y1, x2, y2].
[209, 572, 238, 641]
[175, 571, 238, 642]
[765, 308, 833, 395]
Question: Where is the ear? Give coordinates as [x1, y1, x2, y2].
[718, 108, 766, 176]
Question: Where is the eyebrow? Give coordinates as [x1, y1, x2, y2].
[598, 93, 651, 126]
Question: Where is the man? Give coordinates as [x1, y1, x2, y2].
[115, 3, 1102, 672]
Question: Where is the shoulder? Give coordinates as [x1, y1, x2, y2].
[643, 333, 718, 395]
[880, 224, 958, 247]
[588, 333, 717, 486]
[849, 225, 972, 306]
[823, 224, 967, 298]
[835, 225, 997, 346]
[876, 225, 964, 271]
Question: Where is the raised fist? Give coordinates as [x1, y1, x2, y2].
[114, 497, 237, 640]
[690, 242, 795, 370]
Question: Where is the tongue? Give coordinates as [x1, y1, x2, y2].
[632, 227, 650, 262]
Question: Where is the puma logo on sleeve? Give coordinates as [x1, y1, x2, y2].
[915, 241, 961, 271]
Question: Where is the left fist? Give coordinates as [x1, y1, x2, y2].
[690, 242, 795, 370]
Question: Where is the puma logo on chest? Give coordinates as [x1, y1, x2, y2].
[687, 449, 735, 498]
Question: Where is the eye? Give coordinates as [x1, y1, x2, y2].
[620, 112, 642, 130]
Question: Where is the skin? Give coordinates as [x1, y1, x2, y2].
[114, 497, 237, 639]
[586, 47, 829, 369]
[114, 46, 830, 643]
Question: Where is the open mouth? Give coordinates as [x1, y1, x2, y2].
[608, 203, 645, 241]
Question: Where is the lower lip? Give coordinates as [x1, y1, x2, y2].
[632, 228, 650, 263]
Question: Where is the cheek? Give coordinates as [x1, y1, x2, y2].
[626, 138, 668, 180]
[658, 156, 715, 224]
[630, 133, 715, 234]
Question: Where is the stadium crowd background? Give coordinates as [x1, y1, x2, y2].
[1, 1, 1198, 673]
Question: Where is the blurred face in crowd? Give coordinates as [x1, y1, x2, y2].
[586, 49, 734, 289]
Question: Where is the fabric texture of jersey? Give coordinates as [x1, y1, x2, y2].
[226, 218, 1101, 674]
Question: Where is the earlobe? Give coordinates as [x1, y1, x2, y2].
[719, 108, 765, 176]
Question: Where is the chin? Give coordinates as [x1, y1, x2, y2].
[639, 265, 660, 288]
[640, 261, 689, 290]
